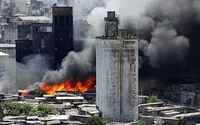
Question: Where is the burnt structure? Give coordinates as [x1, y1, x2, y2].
[52, 6, 73, 68]
[16, 39, 33, 62]
[17, 24, 32, 40]
[16, 22, 53, 64]
[96, 11, 138, 122]
[32, 23, 54, 65]
[15, 5, 74, 68]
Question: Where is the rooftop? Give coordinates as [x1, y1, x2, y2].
[0, 52, 9, 56]
[17, 16, 51, 23]
[0, 44, 16, 48]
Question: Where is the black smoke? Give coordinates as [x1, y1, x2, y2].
[29, 0, 200, 86]
[136, 0, 200, 73]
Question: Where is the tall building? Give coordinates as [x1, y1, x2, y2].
[52, 6, 73, 68]
[96, 11, 138, 122]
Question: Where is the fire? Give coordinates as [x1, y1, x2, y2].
[39, 76, 96, 95]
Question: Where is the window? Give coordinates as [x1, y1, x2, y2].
[60, 16, 64, 26]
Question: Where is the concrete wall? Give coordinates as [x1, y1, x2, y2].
[0, 52, 9, 78]
[96, 38, 138, 122]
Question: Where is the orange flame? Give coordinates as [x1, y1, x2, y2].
[39, 76, 96, 95]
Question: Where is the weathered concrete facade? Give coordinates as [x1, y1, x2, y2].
[96, 38, 138, 122]
[104, 11, 119, 38]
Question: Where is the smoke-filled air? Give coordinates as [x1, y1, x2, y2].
[1, 0, 200, 93]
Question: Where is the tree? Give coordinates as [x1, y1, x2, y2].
[3, 102, 32, 116]
[85, 116, 108, 125]
[137, 120, 145, 125]
[0, 102, 4, 120]
[2, 102, 57, 117]
[29, 104, 57, 117]
[147, 96, 159, 103]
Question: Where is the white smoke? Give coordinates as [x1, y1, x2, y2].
[0, 57, 16, 93]
[0, 55, 49, 93]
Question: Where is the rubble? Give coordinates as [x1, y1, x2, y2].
[78, 104, 99, 116]
[0, 122, 15, 125]
[55, 96, 84, 102]
[69, 115, 91, 122]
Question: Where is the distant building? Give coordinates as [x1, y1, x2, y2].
[15, 16, 52, 63]
[0, 43, 15, 58]
[16, 6, 74, 68]
[52, 6, 74, 67]
[16, 16, 51, 41]
[0, 22, 17, 43]
[17, 5, 75, 67]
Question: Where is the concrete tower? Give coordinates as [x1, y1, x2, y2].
[104, 11, 119, 38]
[52, 6, 73, 68]
[96, 11, 138, 122]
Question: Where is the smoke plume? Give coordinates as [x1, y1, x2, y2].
[16, 55, 49, 88]
[146, 21, 189, 69]
[3, 0, 200, 91]
[43, 40, 96, 84]
[138, 0, 200, 71]
[42, 0, 197, 84]
[85, 0, 200, 72]
[0, 55, 49, 93]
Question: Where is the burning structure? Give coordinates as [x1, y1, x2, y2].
[39, 76, 96, 95]
[96, 11, 138, 122]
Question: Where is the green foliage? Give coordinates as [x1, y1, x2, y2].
[85, 116, 108, 125]
[146, 96, 159, 103]
[137, 120, 145, 125]
[0, 102, 4, 120]
[29, 104, 57, 117]
[3, 102, 32, 116]
[0, 102, 57, 117]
